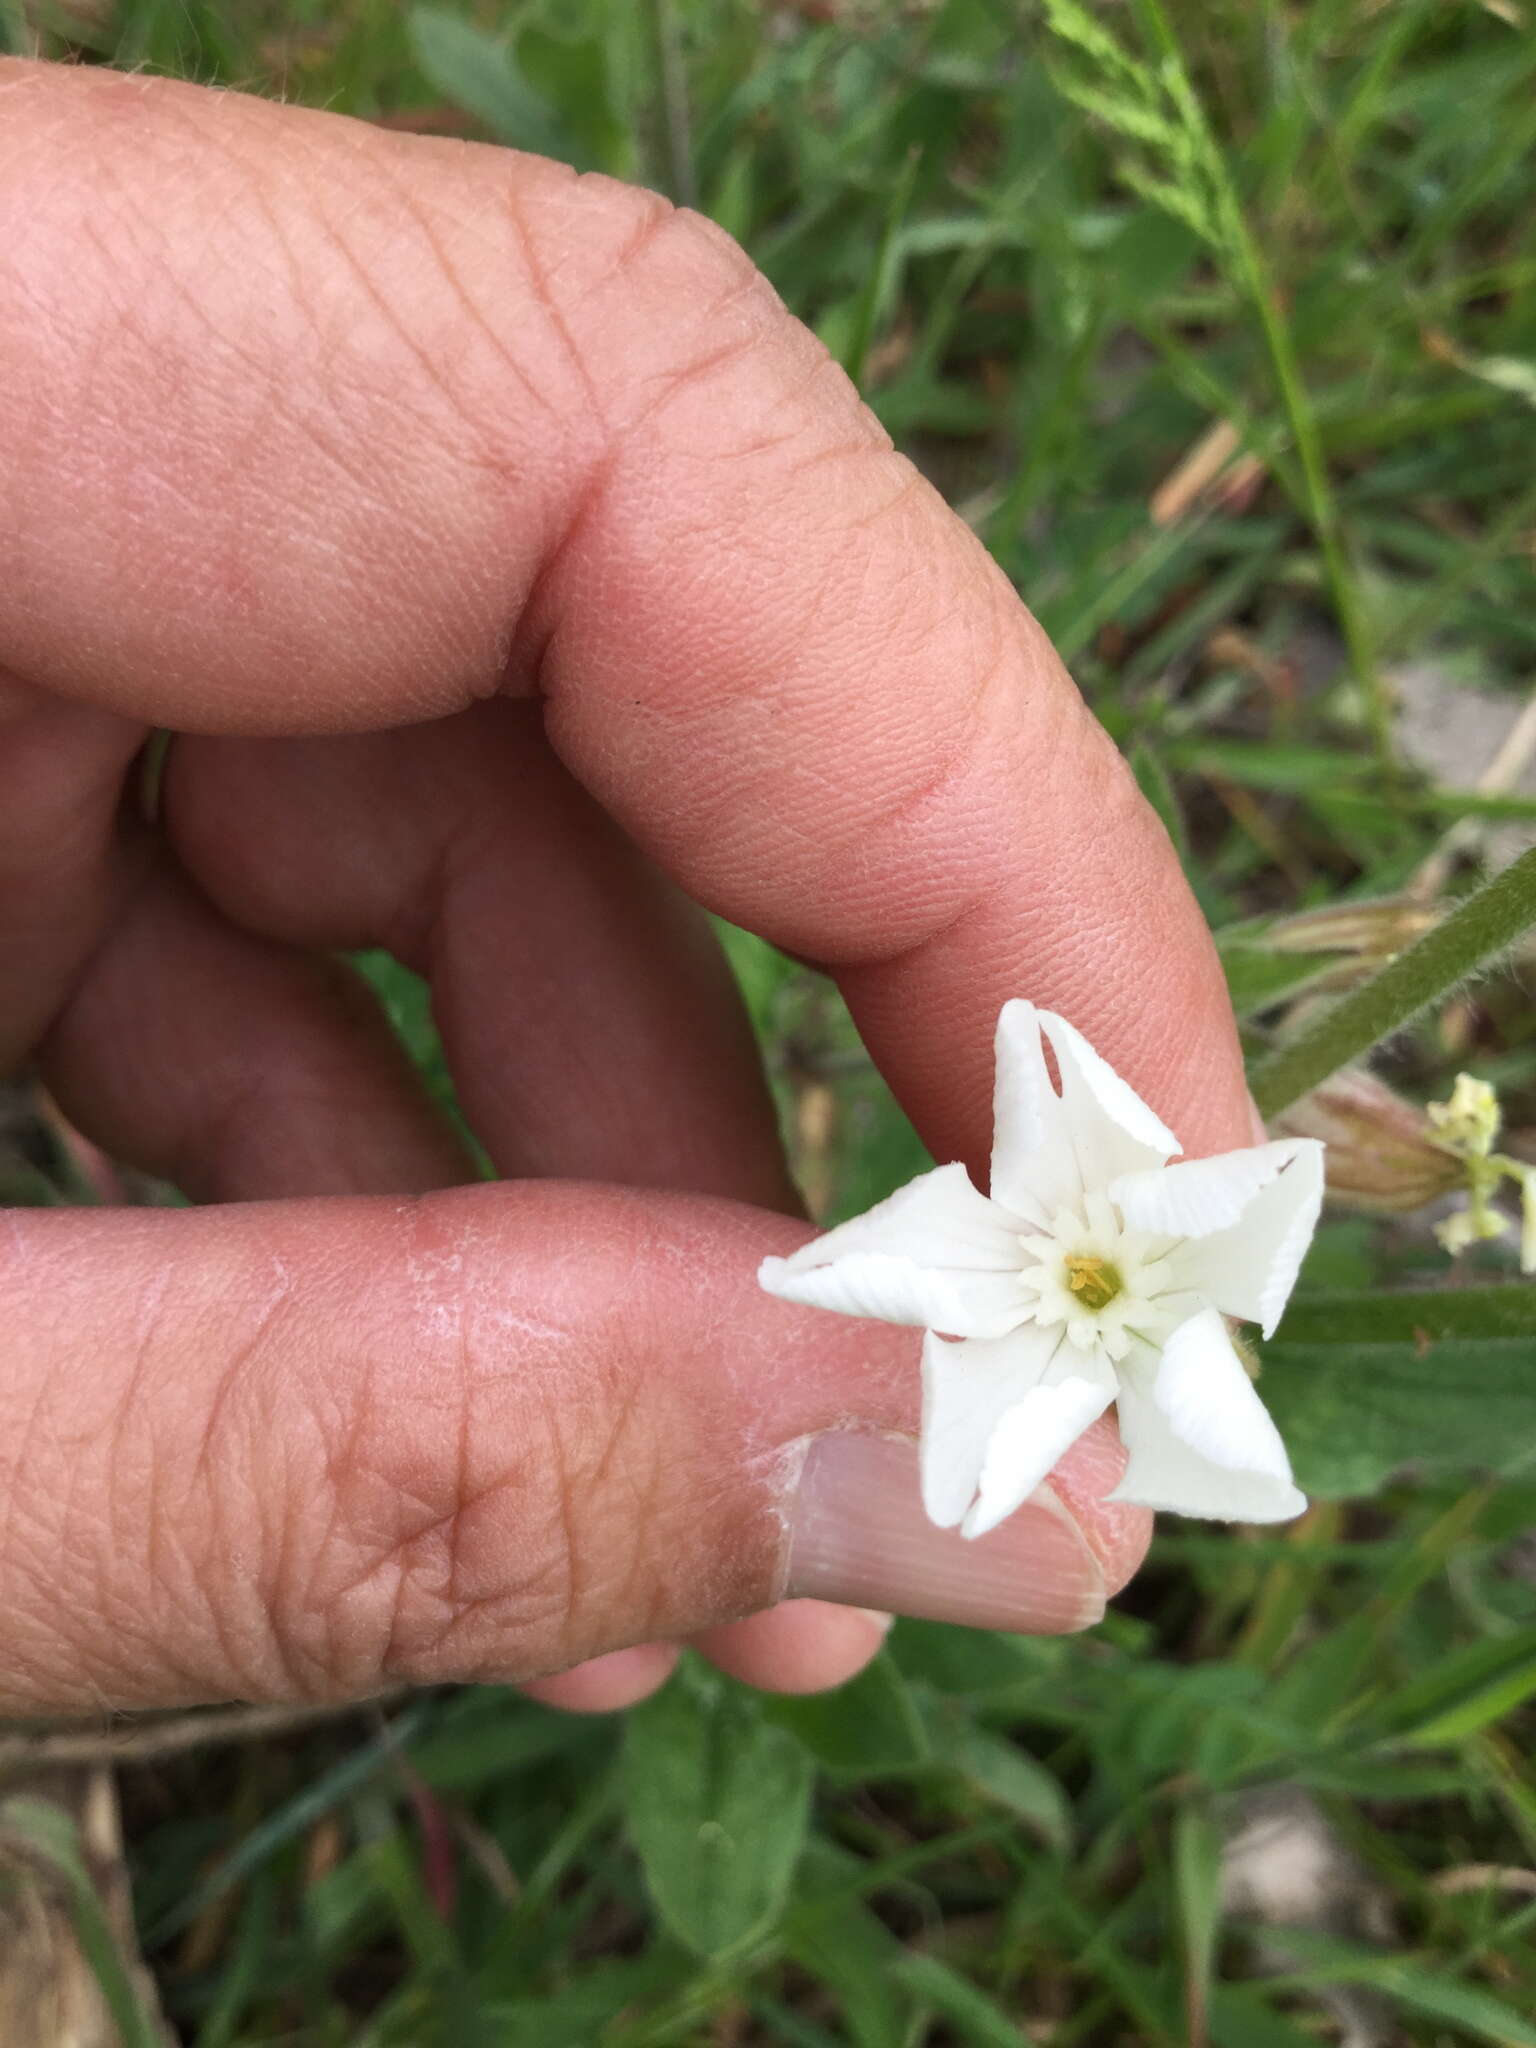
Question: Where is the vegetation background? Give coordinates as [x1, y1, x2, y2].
[3, 1, 1536, 2042]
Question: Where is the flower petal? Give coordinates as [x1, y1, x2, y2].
[920, 1324, 1092, 1529]
[1171, 1141, 1324, 1336]
[758, 1164, 1032, 1337]
[965, 1366, 1117, 1540]
[1111, 1309, 1305, 1523]
[759, 1253, 1031, 1337]
[1111, 1138, 1308, 1240]
[991, 1002, 1179, 1219]
[773, 1162, 1024, 1269]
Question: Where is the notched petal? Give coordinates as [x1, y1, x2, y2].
[991, 1001, 1178, 1221]
[1039, 1009, 1181, 1167]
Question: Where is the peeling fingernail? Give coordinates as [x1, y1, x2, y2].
[786, 1432, 1106, 1634]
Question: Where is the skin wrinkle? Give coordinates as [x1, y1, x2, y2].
[301, 181, 533, 474]
[373, 159, 572, 436]
[498, 175, 609, 428]
[601, 266, 824, 450]
[509, 238, 832, 694]
[44, 223, 384, 700]
[6, 81, 540, 729]
[293, 1367, 376, 1699]
[75, 207, 274, 421]
[796, 637, 1013, 904]
[0, 1387, 73, 1673]
[188, 1286, 313, 1697]
[288, 1265, 581, 1690]
[273, 1367, 384, 1698]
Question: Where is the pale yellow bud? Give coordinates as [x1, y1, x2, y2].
[1435, 1206, 1507, 1257]
[1426, 1073, 1501, 1158]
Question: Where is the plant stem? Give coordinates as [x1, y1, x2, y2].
[1249, 846, 1536, 1118]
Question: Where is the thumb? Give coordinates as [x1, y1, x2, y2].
[0, 1185, 1143, 1709]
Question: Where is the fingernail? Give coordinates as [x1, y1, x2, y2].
[786, 1432, 1106, 1633]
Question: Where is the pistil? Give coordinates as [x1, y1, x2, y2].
[1064, 1253, 1122, 1313]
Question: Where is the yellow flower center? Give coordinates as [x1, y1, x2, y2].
[1064, 1253, 1122, 1313]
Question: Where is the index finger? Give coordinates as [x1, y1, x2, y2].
[0, 59, 1247, 1164]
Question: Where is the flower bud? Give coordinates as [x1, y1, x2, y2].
[1261, 899, 1440, 960]
[1435, 1205, 1507, 1257]
[1426, 1073, 1500, 1158]
[1273, 1067, 1463, 1214]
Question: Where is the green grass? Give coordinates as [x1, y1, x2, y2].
[8, 0, 1536, 2040]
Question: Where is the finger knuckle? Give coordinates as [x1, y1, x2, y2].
[257, 1274, 662, 1697]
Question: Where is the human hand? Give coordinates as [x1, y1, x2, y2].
[0, 58, 1251, 1715]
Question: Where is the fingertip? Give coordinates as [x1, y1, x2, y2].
[517, 1643, 679, 1714]
[692, 1599, 893, 1695]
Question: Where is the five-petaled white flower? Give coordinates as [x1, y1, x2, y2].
[759, 1001, 1322, 1539]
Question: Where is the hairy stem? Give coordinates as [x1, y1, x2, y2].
[1250, 847, 1536, 1118]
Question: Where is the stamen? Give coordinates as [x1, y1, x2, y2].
[1064, 1253, 1122, 1313]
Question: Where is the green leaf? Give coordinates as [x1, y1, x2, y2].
[919, 1696, 1072, 1849]
[1263, 1930, 1536, 2047]
[410, 1689, 603, 1791]
[1260, 1286, 1536, 1495]
[147, 1700, 430, 1944]
[766, 1651, 929, 1776]
[1170, 739, 1378, 794]
[482, 1957, 686, 2047]
[894, 1953, 1027, 2048]
[713, 919, 795, 1038]
[841, 146, 921, 389]
[1249, 847, 1536, 1117]
[1209, 1986, 1342, 2048]
[1291, 1756, 1476, 1801]
[891, 1619, 1064, 1696]
[519, 25, 626, 177]
[1363, 1627, 1536, 1747]
[782, 1867, 909, 2048]
[1174, 1803, 1223, 2046]
[407, 8, 577, 162]
[621, 1667, 813, 1959]
[1276, 1285, 1536, 1345]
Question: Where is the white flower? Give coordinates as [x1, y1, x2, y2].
[759, 1001, 1322, 1539]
